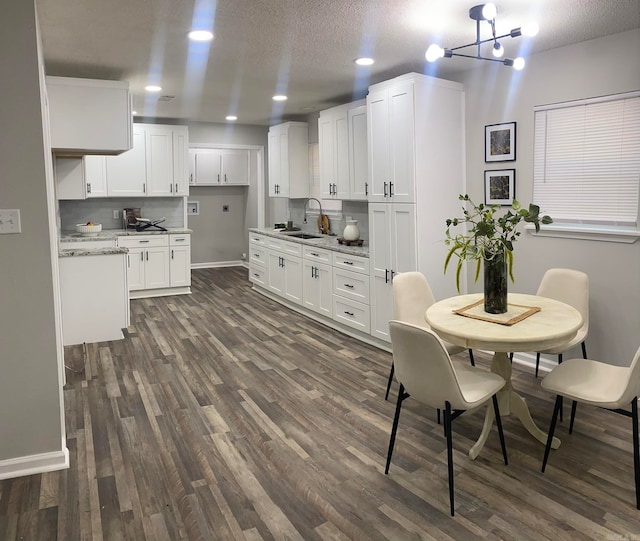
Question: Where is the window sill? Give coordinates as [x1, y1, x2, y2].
[525, 224, 640, 244]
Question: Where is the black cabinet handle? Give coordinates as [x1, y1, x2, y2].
[343, 261, 353, 265]
[383, 181, 388, 197]
[344, 284, 354, 288]
[365, 182, 368, 196]
[344, 311, 354, 317]
[389, 181, 394, 197]
[385, 268, 389, 283]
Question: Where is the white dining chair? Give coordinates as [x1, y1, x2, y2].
[540, 346, 640, 510]
[385, 320, 508, 516]
[385, 271, 475, 401]
[534, 268, 589, 378]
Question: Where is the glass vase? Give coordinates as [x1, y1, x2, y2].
[484, 252, 508, 314]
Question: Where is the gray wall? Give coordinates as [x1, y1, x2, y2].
[0, 1, 65, 463]
[453, 29, 640, 365]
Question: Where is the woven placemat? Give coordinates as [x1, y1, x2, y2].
[453, 300, 541, 326]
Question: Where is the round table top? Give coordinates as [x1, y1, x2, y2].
[425, 293, 583, 353]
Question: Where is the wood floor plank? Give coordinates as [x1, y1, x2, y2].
[1, 267, 640, 539]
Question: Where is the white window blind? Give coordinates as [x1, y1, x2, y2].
[533, 92, 640, 227]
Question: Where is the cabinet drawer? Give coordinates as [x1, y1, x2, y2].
[249, 265, 267, 287]
[303, 246, 332, 264]
[249, 245, 267, 267]
[169, 234, 190, 246]
[117, 235, 169, 248]
[249, 233, 268, 246]
[332, 252, 369, 274]
[60, 239, 116, 250]
[333, 268, 370, 305]
[333, 296, 370, 334]
[267, 237, 302, 256]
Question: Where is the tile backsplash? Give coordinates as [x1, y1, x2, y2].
[287, 199, 369, 241]
[59, 198, 185, 231]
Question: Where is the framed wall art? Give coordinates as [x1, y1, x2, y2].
[484, 169, 515, 205]
[485, 121, 516, 162]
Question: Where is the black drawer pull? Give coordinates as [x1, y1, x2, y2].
[344, 284, 354, 289]
[344, 311, 354, 317]
[343, 261, 353, 265]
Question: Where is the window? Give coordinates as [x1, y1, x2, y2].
[533, 91, 640, 236]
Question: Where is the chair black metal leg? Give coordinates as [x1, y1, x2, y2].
[468, 349, 475, 366]
[385, 384, 406, 474]
[437, 408, 441, 425]
[535, 352, 541, 378]
[631, 397, 640, 510]
[542, 395, 562, 473]
[492, 395, 508, 465]
[445, 401, 455, 516]
[385, 362, 395, 401]
[569, 400, 578, 434]
[558, 354, 564, 422]
[581, 341, 587, 359]
[509, 352, 513, 364]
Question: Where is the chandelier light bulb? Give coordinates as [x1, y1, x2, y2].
[482, 3, 497, 20]
[425, 44, 445, 62]
[521, 22, 539, 37]
[513, 57, 526, 70]
[492, 42, 504, 58]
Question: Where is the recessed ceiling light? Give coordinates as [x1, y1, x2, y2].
[272, 95, 288, 102]
[145, 85, 162, 92]
[188, 30, 214, 42]
[226, 115, 238, 121]
[355, 57, 375, 66]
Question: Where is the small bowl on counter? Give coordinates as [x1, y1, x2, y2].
[75, 223, 102, 236]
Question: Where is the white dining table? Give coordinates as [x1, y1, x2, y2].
[425, 293, 583, 459]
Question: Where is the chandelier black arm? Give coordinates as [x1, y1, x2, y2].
[449, 52, 513, 63]
[448, 31, 519, 53]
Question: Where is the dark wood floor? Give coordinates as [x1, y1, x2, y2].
[1, 267, 639, 540]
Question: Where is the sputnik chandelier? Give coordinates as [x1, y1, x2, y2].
[425, 3, 539, 70]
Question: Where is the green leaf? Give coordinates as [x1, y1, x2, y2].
[455, 259, 463, 293]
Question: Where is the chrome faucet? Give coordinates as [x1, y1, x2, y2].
[303, 197, 325, 232]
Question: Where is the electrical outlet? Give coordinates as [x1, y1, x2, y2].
[0, 209, 21, 234]
[113, 210, 120, 219]
[223, 204, 229, 212]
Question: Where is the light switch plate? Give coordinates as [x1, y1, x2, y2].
[0, 209, 21, 234]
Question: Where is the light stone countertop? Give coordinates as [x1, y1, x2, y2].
[248, 227, 369, 257]
[59, 228, 192, 243]
[59, 247, 128, 258]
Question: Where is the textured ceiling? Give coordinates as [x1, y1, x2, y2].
[36, 0, 640, 126]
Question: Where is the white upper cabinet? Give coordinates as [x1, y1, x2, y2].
[46, 76, 132, 156]
[367, 80, 415, 203]
[318, 100, 368, 201]
[104, 123, 189, 197]
[190, 148, 250, 185]
[268, 121, 309, 198]
[55, 156, 107, 200]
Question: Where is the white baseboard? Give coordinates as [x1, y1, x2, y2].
[509, 351, 556, 375]
[0, 447, 69, 480]
[191, 261, 244, 269]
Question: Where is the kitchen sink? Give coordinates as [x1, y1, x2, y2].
[285, 232, 324, 239]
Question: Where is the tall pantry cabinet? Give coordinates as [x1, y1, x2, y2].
[367, 72, 465, 343]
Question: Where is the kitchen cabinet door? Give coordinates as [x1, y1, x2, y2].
[144, 246, 170, 289]
[126, 247, 145, 291]
[106, 126, 147, 196]
[194, 149, 223, 184]
[319, 107, 349, 200]
[221, 149, 250, 185]
[348, 105, 368, 200]
[170, 234, 191, 287]
[84, 156, 107, 197]
[268, 122, 308, 198]
[267, 251, 286, 296]
[172, 126, 190, 195]
[146, 125, 173, 196]
[283, 253, 303, 305]
[369, 202, 417, 342]
[302, 260, 333, 317]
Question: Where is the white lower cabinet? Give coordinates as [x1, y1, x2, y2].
[249, 232, 373, 341]
[302, 247, 333, 317]
[118, 233, 191, 297]
[169, 234, 191, 287]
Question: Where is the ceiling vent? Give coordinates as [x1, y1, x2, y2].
[157, 95, 176, 102]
